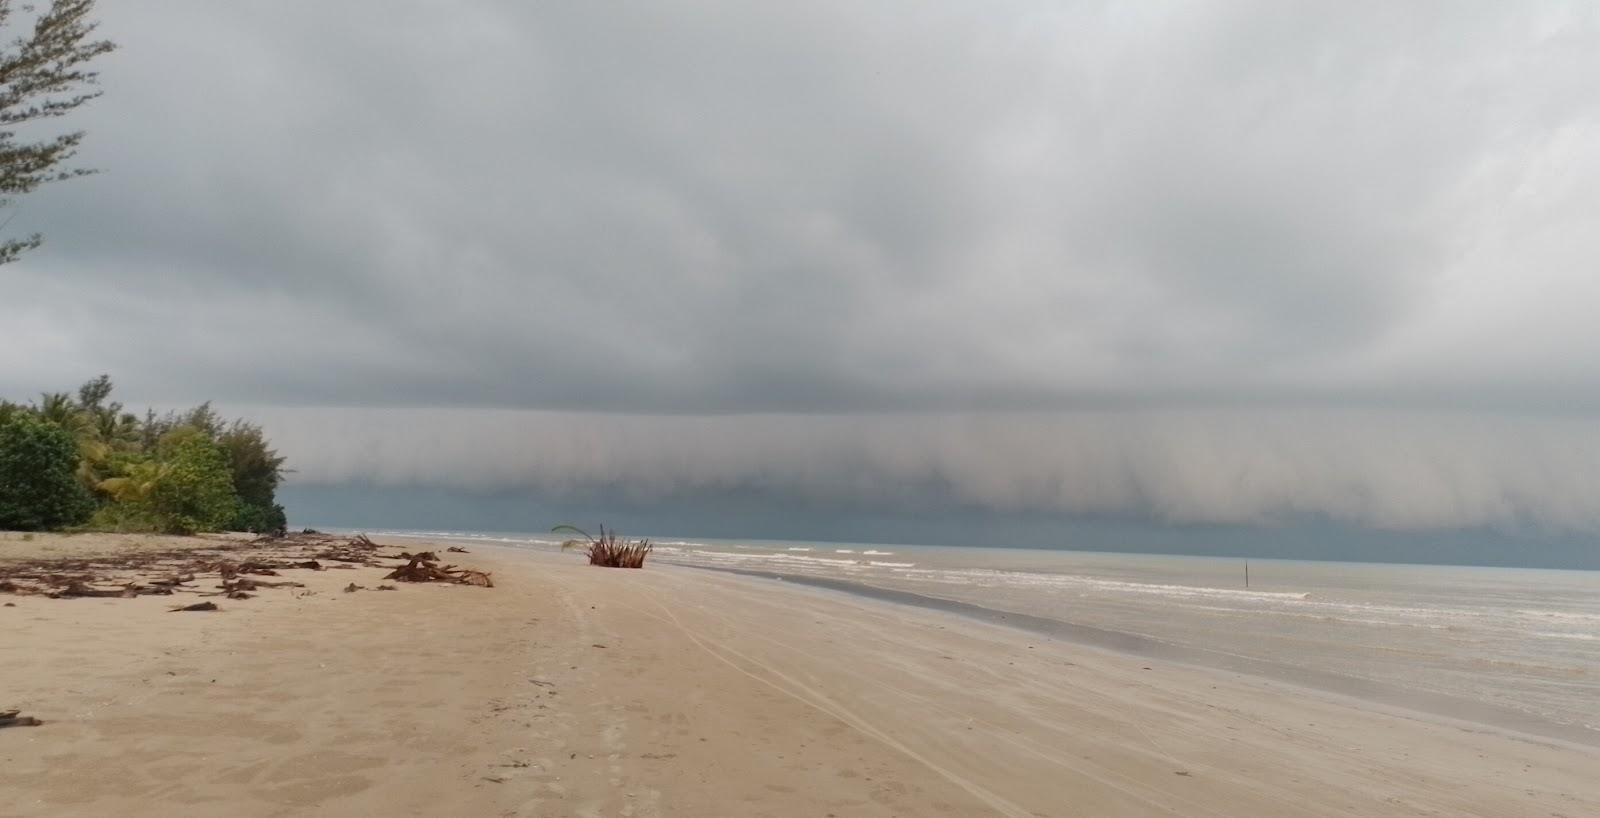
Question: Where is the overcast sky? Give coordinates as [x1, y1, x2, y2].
[5, 2, 1600, 557]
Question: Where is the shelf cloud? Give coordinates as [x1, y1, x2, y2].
[254, 407, 1600, 535]
[6, 2, 1599, 545]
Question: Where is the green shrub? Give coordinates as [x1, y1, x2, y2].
[228, 500, 287, 535]
[140, 433, 239, 534]
[0, 413, 94, 530]
[83, 501, 161, 533]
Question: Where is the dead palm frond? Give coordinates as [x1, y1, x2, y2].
[553, 524, 652, 568]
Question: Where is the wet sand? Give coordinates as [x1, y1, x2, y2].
[3, 533, 1596, 816]
[713, 566, 1600, 749]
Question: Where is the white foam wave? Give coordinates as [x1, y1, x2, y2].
[669, 550, 860, 568]
[1516, 610, 1600, 625]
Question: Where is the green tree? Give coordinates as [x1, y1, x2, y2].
[218, 419, 287, 533]
[0, 411, 92, 529]
[137, 430, 238, 535]
[0, 0, 116, 263]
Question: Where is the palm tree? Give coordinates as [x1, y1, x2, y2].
[36, 392, 79, 427]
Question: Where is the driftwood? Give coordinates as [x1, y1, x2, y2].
[51, 581, 172, 599]
[447, 546, 469, 553]
[0, 710, 43, 728]
[169, 601, 218, 612]
[383, 555, 493, 588]
[458, 570, 493, 587]
[208, 578, 305, 596]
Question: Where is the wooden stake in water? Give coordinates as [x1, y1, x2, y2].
[1245, 559, 1250, 589]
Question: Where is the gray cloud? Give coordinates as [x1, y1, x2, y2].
[4, 3, 1600, 545]
[4, 1, 1597, 412]
[252, 407, 1600, 534]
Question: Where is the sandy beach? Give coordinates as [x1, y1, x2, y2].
[3, 533, 1596, 817]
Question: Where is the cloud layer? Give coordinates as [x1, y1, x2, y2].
[4, 3, 1600, 544]
[255, 407, 1600, 534]
[5, 1, 1599, 412]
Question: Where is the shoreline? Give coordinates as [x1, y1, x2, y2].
[698, 564, 1600, 751]
[6, 533, 1598, 816]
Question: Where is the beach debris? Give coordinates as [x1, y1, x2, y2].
[51, 581, 170, 599]
[457, 570, 493, 587]
[0, 531, 490, 601]
[553, 524, 652, 568]
[1174, 771, 1192, 777]
[170, 601, 218, 612]
[0, 710, 43, 728]
[343, 582, 364, 593]
[447, 546, 469, 553]
[384, 555, 454, 582]
[382, 553, 494, 587]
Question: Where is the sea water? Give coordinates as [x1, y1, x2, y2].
[358, 528, 1600, 744]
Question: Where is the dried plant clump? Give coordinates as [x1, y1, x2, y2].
[382, 553, 494, 587]
[553, 525, 652, 569]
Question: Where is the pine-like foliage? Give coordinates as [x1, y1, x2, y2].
[0, 0, 115, 263]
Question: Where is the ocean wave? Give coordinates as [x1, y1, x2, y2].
[668, 550, 861, 568]
[912, 568, 1313, 602]
[1516, 610, 1600, 625]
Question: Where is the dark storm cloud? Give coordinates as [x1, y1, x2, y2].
[6, 1, 1596, 410]
[5, 2, 1600, 536]
[251, 407, 1600, 534]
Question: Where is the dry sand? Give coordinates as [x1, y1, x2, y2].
[2, 532, 1596, 817]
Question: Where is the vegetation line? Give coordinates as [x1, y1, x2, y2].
[1, 375, 287, 535]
